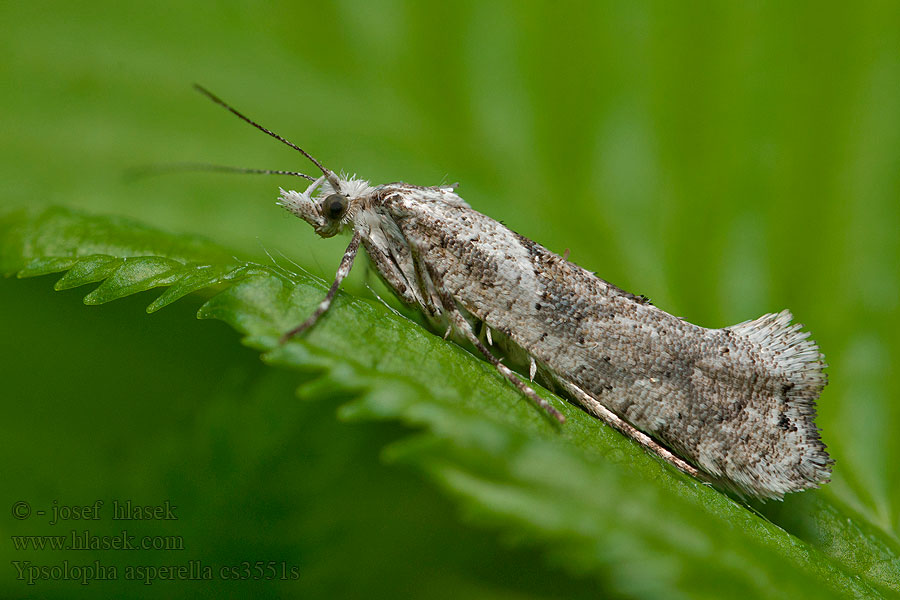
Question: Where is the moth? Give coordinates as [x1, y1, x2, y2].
[194, 85, 832, 499]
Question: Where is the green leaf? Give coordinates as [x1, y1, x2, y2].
[2, 206, 897, 599]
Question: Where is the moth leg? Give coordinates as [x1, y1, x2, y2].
[410, 244, 442, 318]
[422, 263, 565, 424]
[362, 240, 421, 307]
[280, 231, 362, 343]
[451, 305, 565, 423]
[476, 322, 494, 347]
[557, 378, 701, 479]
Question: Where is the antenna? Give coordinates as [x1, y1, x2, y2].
[194, 84, 342, 192]
[126, 162, 315, 182]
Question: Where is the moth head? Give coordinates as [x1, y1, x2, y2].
[278, 175, 373, 238]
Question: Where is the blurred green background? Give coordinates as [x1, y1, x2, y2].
[2, 1, 899, 597]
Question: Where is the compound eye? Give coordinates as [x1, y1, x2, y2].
[324, 194, 348, 220]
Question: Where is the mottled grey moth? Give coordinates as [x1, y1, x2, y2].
[194, 85, 832, 499]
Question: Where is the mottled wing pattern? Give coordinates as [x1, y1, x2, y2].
[378, 185, 830, 498]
